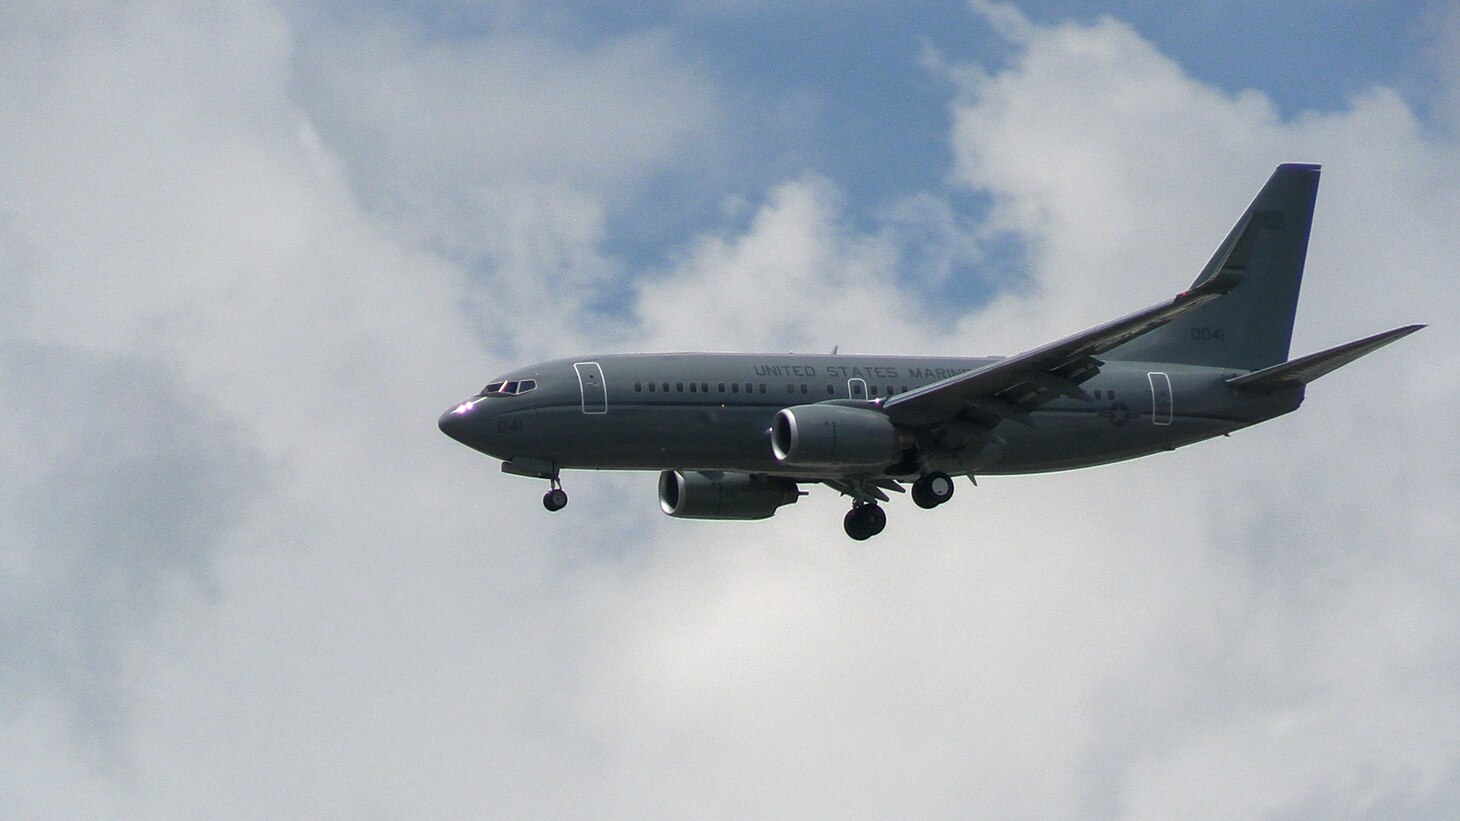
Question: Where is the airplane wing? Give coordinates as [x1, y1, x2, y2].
[881, 271, 1241, 427]
[1226, 324, 1424, 392]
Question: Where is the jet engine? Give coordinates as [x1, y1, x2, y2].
[658, 470, 800, 520]
[771, 404, 909, 470]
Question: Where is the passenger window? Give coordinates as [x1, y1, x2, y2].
[1110, 391, 1116, 400]
[634, 382, 642, 392]
[676, 382, 683, 392]
[901, 385, 908, 393]
[800, 384, 808, 394]
[701, 383, 709, 393]
[870, 386, 879, 396]
[718, 383, 725, 392]
[689, 383, 697, 393]
[826, 384, 834, 395]
[648, 383, 656, 393]
[732, 383, 739, 393]
[759, 384, 767, 393]
[743, 383, 751, 394]
[662, 383, 669, 393]
[786, 384, 794, 394]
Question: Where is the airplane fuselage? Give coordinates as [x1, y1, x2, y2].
[440, 353, 1303, 479]
[438, 165, 1417, 539]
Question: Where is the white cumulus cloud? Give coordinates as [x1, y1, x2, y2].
[0, 2, 1456, 819]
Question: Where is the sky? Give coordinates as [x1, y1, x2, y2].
[1, 1, 1458, 818]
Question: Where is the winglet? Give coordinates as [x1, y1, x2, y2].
[1227, 324, 1424, 393]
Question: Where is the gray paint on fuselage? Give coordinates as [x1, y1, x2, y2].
[442, 352, 1304, 478]
[437, 164, 1422, 537]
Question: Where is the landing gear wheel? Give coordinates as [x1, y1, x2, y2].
[865, 504, 887, 536]
[843, 503, 887, 540]
[911, 484, 937, 509]
[912, 471, 955, 509]
[543, 487, 568, 512]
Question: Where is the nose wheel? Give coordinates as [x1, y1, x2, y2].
[543, 476, 568, 512]
[911, 471, 954, 509]
[843, 503, 887, 540]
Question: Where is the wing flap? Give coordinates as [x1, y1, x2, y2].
[1227, 324, 1424, 392]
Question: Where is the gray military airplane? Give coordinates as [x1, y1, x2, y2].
[440, 164, 1422, 539]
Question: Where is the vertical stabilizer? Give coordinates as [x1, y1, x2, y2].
[1105, 163, 1320, 370]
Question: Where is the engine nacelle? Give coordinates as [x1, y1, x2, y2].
[658, 470, 800, 520]
[771, 404, 907, 470]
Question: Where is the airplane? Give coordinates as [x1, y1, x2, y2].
[439, 164, 1423, 539]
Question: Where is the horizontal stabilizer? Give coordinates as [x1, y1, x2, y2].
[1227, 324, 1425, 392]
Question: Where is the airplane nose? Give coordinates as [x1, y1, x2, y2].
[438, 401, 475, 443]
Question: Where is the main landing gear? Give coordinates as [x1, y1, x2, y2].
[841, 471, 957, 540]
[911, 471, 955, 509]
[843, 502, 887, 541]
[542, 474, 568, 512]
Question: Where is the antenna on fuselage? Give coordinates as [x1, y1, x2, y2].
[830, 345, 839, 355]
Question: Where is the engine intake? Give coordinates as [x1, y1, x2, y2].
[658, 470, 800, 520]
[771, 404, 907, 470]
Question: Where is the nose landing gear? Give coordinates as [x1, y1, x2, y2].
[543, 474, 568, 512]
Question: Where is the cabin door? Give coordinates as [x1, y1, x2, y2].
[1147, 371, 1172, 426]
[574, 362, 607, 414]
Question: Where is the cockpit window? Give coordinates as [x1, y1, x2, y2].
[479, 379, 537, 397]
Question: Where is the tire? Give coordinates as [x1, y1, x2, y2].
[912, 483, 939, 509]
[843, 504, 885, 540]
[543, 488, 568, 511]
[914, 472, 954, 507]
[865, 504, 887, 535]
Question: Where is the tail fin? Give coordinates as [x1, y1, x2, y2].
[1105, 163, 1320, 370]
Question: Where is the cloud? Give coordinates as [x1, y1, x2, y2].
[924, 5, 1460, 817]
[941, 5, 1458, 353]
[634, 177, 915, 352]
[290, 9, 718, 257]
[590, 6, 1460, 819]
[0, 2, 1456, 819]
[0, 2, 721, 815]
[632, 177, 995, 357]
[283, 5, 730, 361]
[0, 341, 269, 767]
[293, 12, 716, 193]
